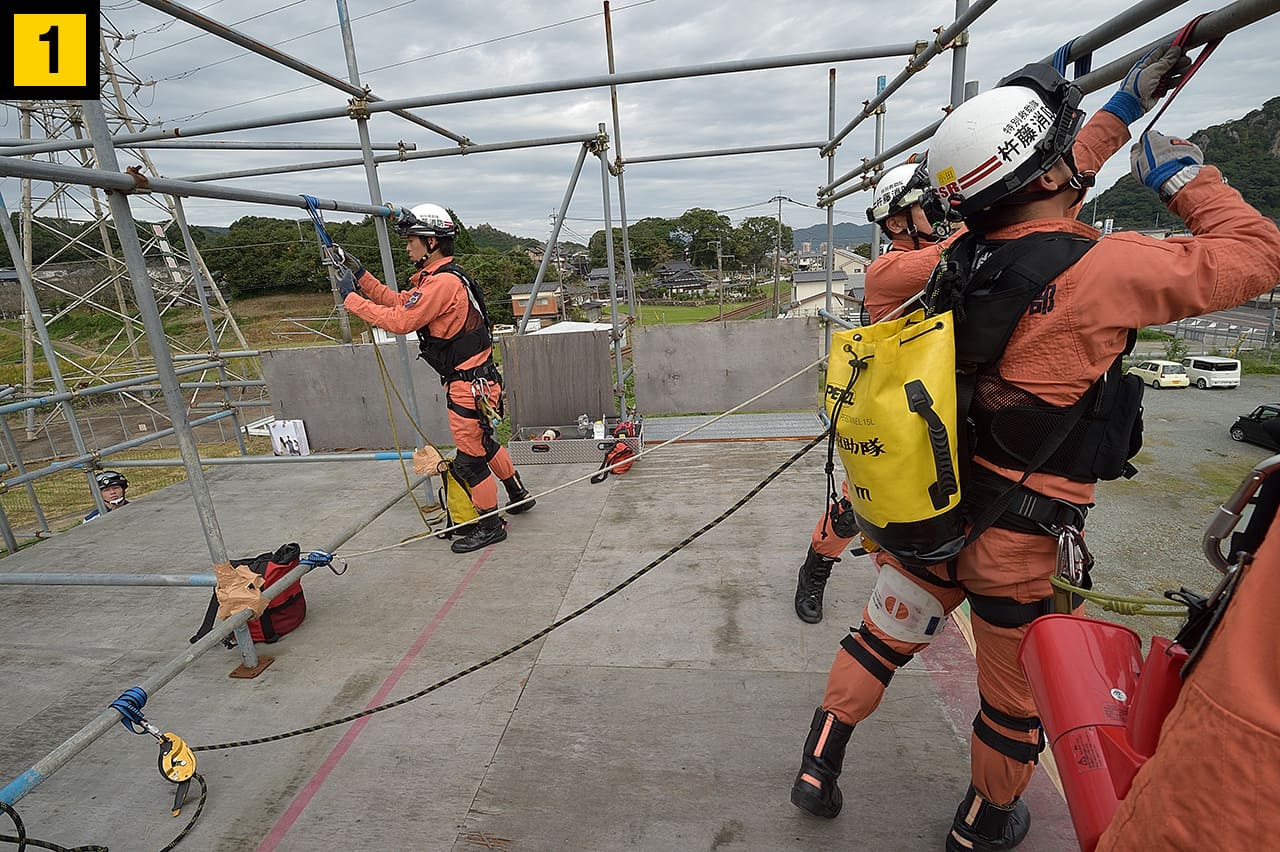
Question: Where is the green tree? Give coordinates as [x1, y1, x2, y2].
[734, 215, 791, 272]
[675, 208, 732, 270]
[203, 216, 321, 297]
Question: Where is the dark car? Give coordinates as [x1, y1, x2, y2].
[1229, 404, 1280, 450]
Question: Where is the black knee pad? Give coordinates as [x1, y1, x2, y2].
[450, 452, 490, 488]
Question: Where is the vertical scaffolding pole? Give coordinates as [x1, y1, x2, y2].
[335, 0, 424, 432]
[517, 142, 590, 335]
[594, 126, 626, 418]
[869, 75, 887, 262]
[78, 99, 230, 570]
[171, 196, 249, 454]
[0, 198, 109, 519]
[0, 416, 51, 537]
[19, 104, 35, 439]
[824, 68, 837, 353]
[951, 0, 971, 110]
[603, 2, 637, 319]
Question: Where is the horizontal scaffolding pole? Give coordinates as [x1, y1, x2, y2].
[126, 380, 267, 392]
[819, 0, 1280, 198]
[818, 308, 858, 330]
[822, 0, 998, 155]
[0, 139, 415, 151]
[622, 140, 828, 165]
[0, 573, 215, 587]
[177, 132, 598, 182]
[193, 399, 272, 408]
[1036, 0, 1194, 67]
[0, 361, 224, 415]
[0, 473, 429, 806]
[3, 43, 919, 157]
[135, 0, 467, 144]
[173, 351, 261, 360]
[0, 155, 401, 218]
[106, 450, 418, 468]
[0, 410, 237, 491]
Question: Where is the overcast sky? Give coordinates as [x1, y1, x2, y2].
[6, 0, 1278, 242]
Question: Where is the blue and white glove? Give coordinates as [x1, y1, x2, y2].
[327, 244, 367, 280]
[1102, 45, 1191, 125]
[1130, 131, 1203, 201]
[335, 269, 361, 299]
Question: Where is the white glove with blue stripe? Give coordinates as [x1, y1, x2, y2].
[1131, 131, 1203, 201]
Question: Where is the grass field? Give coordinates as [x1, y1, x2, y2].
[1, 436, 274, 537]
[615, 302, 753, 325]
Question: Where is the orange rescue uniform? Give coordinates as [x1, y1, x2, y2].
[344, 256, 516, 511]
[817, 108, 1280, 807]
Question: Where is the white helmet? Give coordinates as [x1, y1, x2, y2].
[866, 161, 926, 224]
[395, 202, 457, 238]
[928, 63, 1086, 218]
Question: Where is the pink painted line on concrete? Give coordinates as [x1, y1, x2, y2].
[255, 548, 494, 852]
[918, 609, 1081, 852]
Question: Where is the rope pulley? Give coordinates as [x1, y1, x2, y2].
[110, 687, 199, 817]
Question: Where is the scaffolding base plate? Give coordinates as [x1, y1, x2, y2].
[229, 655, 275, 679]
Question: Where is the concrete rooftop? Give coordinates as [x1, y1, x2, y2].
[0, 437, 1083, 852]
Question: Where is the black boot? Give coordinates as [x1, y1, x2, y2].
[502, 472, 535, 514]
[945, 784, 1031, 851]
[790, 708, 854, 818]
[794, 547, 839, 624]
[450, 513, 508, 553]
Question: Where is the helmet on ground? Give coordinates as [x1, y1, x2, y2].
[394, 203, 457, 238]
[927, 63, 1085, 218]
[96, 470, 128, 491]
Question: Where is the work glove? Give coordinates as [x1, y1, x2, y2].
[1102, 44, 1192, 125]
[327, 244, 367, 280]
[1130, 130, 1203, 201]
[335, 269, 361, 300]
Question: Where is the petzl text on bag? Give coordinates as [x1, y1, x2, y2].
[827, 310, 965, 567]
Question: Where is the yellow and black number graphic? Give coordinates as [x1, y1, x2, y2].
[3, 2, 100, 99]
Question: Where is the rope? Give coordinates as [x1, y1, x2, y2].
[1140, 14, 1222, 139]
[1050, 575, 1189, 618]
[340, 353, 829, 558]
[0, 801, 108, 852]
[157, 775, 207, 852]
[191, 432, 824, 752]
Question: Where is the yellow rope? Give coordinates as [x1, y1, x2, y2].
[1050, 575, 1188, 618]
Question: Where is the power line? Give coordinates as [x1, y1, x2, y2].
[129, 0, 309, 60]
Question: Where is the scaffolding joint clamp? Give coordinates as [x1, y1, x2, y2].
[912, 39, 929, 60]
[396, 141, 408, 161]
[347, 89, 371, 121]
[118, 165, 152, 195]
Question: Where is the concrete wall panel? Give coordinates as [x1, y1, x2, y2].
[261, 344, 451, 451]
[633, 318, 823, 414]
[500, 331, 614, 430]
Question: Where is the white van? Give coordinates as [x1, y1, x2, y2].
[1182, 355, 1241, 389]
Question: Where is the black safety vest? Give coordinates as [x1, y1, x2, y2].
[925, 230, 1143, 486]
[413, 261, 494, 381]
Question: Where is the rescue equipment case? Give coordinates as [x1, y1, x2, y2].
[509, 415, 643, 466]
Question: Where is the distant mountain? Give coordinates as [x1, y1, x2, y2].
[791, 221, 875, 251]
[1085, 96, 1280, 231]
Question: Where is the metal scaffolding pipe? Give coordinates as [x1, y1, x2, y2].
[134, 0, 466, 144]
[173, 350, 260, 361]
[0, 473, 429, 807]
[0, 155, 401, 218]
[175, 132, 604, 182]
[172, 195, 248, 454]
[1, 139, 416, 151]
[0, 416, 49, 535]
[1036, 0, 1193, 67]
[822, 0, 997, 155]
[824, 69, 837, 356]
[0, 573, 216, 587]
[0, 410, 237, 490]
[869, 75, 887, 261]
[820, 0, 1278, 198]
[0, 195, 110, 518]
[623, 140, 828, 165]
[603, 2, 636, 320]
[950, 0, 971, 111]
[104, 450, 422, 468]
[518, 142, 590, 334]
[819, 308, 857, 330]
[595, 127, 626, 418]
[0, 361, 223, 416]
[3, 43, 920, 157]
[335, 0, 427, 469]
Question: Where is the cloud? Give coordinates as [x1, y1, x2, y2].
[15, 0, 1275, 241]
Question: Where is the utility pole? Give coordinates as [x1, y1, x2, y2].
[773, 194, 783, 318]
[711, 240, 724, 321]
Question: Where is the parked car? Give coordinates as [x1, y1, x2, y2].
[1229, 404, 1280, 450]
[1182, 355, 1241, 389]
[1126, 359, 1190, 389]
